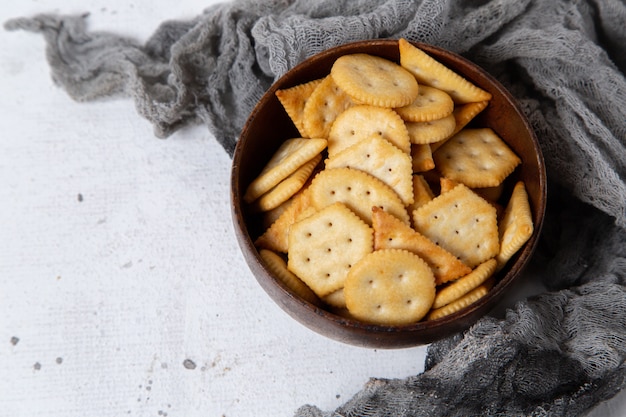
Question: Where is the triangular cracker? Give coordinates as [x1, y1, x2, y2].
[399, 38, 492, 104]
[496, 181, 534, 270]
[372, 207, 471, 285]
[412, 183, 500, 267]
[275, 78, 324, 137]
[325, 136, 414, 205]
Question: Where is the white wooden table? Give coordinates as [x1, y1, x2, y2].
[1, 1, 624, 416]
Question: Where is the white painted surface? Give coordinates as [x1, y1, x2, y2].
[0, 2, 624, 416]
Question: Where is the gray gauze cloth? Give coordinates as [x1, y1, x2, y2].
[5, 0, 626, 415]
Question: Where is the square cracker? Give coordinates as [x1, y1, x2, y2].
[433, 128, 521, 188]
[287, 202, 373, 297]
[412, 183, 499, 267]
[372, 206, 471, 285]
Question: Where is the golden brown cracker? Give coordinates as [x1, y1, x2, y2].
[309, 167, 410, 225]
[406, 114, 456, 145]
[275, 78, 324, 137]
[302, 76, 354, 138]
[331, 53, 419, 108]
[432, 258, 497, 309]
[325, 136, 414, 206]
[372, 206, 472, 285]
[497, 181, 534, 270]
[433, 128, 521, 188]
[395, 85, 454, 122]
[252, 154, 322, 212]
[259, 249, 321, 306]
[287, 202, 373, 297]
[399, 38, 492, 104]
[327, 105, 411, 156]
[427, 278, 495, 320]
[243, 138, 327, 203]
[344, 249, 436, 325]
[411, 143, 436, 173]
[412, 183, 500, 267]
[255, 188, 316, 253]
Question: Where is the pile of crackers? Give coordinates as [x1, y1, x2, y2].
[244, 39, 534, 326]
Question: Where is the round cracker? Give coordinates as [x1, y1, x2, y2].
[331, 53, 419, 108]
[395, 85, 454, 122]
[308, 167, 410, 225]
[344, 249, 436, 325]
[406, 113, 456, 145]
[328, 105, 411, 156]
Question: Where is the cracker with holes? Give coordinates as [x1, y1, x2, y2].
[275, 78, 324, 137]
[399, 38, 492, 104]
[325, 136, 414, 205]
[406, 114, 456, 145]
[372, 206, 471, 285]
[497, 181, 534, 270]
[432, 258, 497, 309]
[327, 105, 410, 156]
[412, 183, 499, 267]
[244, 138, 327, 204]
[344, 249, 436, 325]
[287, 202, 373, 297]
[302, 76, 354, 138]
[331, 53, 419, 108]
[433, 128, 521, 188]
[252, 154, 321, 212]
[395, 85, 454, 123]
[427, 278, 494, 320]
[259, 249, 321, 306]
[308, 167, 410, 225]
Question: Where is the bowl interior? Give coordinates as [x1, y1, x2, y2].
[231, 40, 546, 348]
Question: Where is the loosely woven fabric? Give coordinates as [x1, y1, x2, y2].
[5, 0, 626, 415]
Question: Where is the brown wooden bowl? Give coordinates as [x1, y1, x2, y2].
[231, 39, 546, 348]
